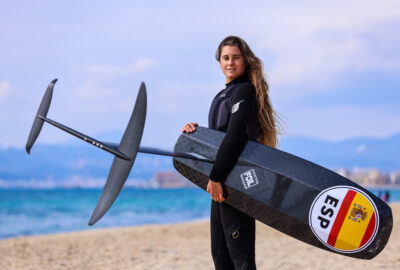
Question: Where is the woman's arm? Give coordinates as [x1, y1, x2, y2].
[209, 83, 257, 183]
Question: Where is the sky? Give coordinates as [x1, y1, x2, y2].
[1, 0, 399, 149]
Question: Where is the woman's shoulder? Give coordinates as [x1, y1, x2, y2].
[233, 81, 256, 99]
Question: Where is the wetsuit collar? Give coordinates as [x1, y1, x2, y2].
[225, 74, 249, 87]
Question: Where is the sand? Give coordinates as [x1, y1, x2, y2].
[1, 203, 399, 270]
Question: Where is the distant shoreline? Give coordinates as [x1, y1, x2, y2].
[363, 185, 400, 190]
[0, 186, 199, 190]
[1, 185, 400, 190]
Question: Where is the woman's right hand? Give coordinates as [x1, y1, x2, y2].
[181, 122, 198, 133]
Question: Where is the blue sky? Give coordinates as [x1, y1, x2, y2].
[1, 0, 399, 149]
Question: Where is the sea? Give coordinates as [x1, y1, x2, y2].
[0, 187, 399, 240]
[0, 188, 210, 239]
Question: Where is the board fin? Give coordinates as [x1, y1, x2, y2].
[88, 82, 147, 226]
[26, 79, 57, 154]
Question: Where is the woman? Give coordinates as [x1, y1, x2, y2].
[182, 36, 280, 270]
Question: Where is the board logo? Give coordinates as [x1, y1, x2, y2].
[309, 186, 379, 253]
[240, 169, 259, 189]
[350, 205, 367, 222]
[232, 100, 244, 114]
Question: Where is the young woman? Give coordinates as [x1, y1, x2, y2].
[182, 36, 280, 270]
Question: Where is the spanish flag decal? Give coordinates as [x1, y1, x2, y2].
[309, 186, 379, 253]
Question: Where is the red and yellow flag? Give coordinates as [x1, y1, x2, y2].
[310, 186, 378, 253]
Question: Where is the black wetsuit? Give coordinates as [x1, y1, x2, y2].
[208, 75, 260, 270]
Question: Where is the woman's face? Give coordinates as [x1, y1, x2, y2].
[219, 45, 246, 83]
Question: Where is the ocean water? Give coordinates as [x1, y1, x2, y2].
[0, 188, 399, 240]
[0, 188, 210, 239]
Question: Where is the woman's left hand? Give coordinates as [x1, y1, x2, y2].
[207, 180, 225, 202]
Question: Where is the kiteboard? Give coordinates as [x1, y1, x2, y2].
[173, 127, 393, 259]
[26, 79, 392, 260]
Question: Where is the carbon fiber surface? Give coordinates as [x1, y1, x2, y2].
[173, 126, 392, 259]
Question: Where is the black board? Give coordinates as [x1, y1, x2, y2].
[173, 126, 392, 259]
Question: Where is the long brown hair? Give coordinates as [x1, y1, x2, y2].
[215, 36, 281, 148]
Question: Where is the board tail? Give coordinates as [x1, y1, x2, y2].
[88, 82, 147, 225]
[26, 79, 57, 154]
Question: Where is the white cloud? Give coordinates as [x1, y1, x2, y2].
[249, 0, 400, 92]
[76, 58, 157, 82]
[1, 1, 400, 148]
[66, 81, 135, 125]
[282, 103, 400, 141]
[0, 80, 14, 100]
[73, 81, 120, 100]
[149, 81, 221, 114]
[0, 80, 37, 148]
[68, 58, 157, 118]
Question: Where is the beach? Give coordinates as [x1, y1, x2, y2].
[0, 203, 399, 270]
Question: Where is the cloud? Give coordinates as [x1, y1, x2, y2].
[282, 103, 400, 141]
[73, 81, 119, 100]
[1, 1, 400, 148]
[67, 81, 135, 125]
[250, 1, 400, 91]
[76, 58, 157, 82]
[149, 81, 221, 114]
[0, 80, 37, 148]
[0, 80, 14, 101]
[68, 58, 157, 118]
